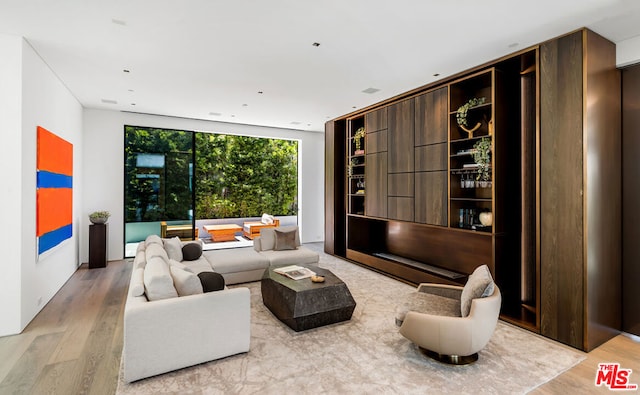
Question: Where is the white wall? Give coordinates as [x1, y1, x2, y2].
[617, 35, 640, 67]
[0, 35, 83, 337]
[82, 110, 324, 262]
[0, 34, 25, 336]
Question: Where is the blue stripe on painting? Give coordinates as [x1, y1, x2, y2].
[37, 171, 73, 189]
[38, 223, 73, 255]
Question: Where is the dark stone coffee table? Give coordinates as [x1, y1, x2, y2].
[261, 265, 356, 331]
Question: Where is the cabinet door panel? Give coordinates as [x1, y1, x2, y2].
[365, 108, 388, 133]
[388, 99, 415, 173]
[365, 152, 387, 218]
[388, 173, 414, 197]
[415, 171, 447, 226]
[366, 130, 388, 154]
[415, 143, 447, 172]
[415, 87, 448, 146]
[388, 197, 414, 222]
[540, 31, 584, 349]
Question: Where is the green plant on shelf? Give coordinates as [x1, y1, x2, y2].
[456, 97, 486, 127]
[353, 127, 366, 152]
[473, 137, 492, 181]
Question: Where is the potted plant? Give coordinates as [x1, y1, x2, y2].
[89, 210, 111, 224]
[456, 97, 486, 137]
[473, 137, 491, 186]
[353, 127, 366, 154]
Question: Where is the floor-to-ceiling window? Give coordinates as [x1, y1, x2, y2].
[124, 126, 299, 257]
[124, 126, 194, 255]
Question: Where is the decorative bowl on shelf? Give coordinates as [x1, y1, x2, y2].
[89, 210, 110, 224]
[311, 275, 325, 283]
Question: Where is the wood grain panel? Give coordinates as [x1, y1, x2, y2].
[388, 197, 414, 222]
[346, 249, 460, 286]
[415, 171, 447, 226]
[385, 222, 492, 276]
[388, 99, 415, 173]
[366, 130, 388, 154]
[365, 152, 388, 218]
[583, 30, 621, 351]
[622, 63, 640, 337]
[324, 120, 346, 255]
[415, 143, 447, 171]
[388, 173, 414, 197]
[365, 107, 388, 133]
[415, 87, 448, 146]
[540, 31, 584, 349]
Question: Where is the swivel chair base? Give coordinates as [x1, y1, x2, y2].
[419, 347, 479, 365]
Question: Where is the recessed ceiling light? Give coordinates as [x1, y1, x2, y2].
[231, 115, 235, 117]
[242, 104, 248, 107]
[508, 42, 519, 48]
[433, 73, 440, 77]
[312, 42, 320, 47]
[131, 103, 136, 106]
[362, 87, 380, 94]
[123, 69, 130, 73]
[258, 91, 264, 94]
[101, 99, 117, 104]
[290, 121, 301, 125]
[111, 18, 127, 26]
[128, 89, 134, 92]
[209, 112, 222, 116]
[352, 106, 356, 109]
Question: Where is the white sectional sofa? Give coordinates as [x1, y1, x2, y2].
[123, 226, 318, 382]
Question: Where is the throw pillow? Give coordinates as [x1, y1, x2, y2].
[198, 272, 225, 292]
[460, 264, 495, 317]
[145, 242, 169, 263]
[169, 266, 204, 296]
[274, 229, 297, 251]
[143, 256, 178, 301]
[163, 236, 183, 261]
[145, 234, 163, 246]
[182, 241, 203, 261]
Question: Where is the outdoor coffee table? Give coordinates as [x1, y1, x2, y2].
[261, 265, 356, 331]
[203, 224, 242, 242]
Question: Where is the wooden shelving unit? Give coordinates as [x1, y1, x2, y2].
[325, 28, 621, 351]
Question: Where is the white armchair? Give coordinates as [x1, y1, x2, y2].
[396, 265, 501, 364]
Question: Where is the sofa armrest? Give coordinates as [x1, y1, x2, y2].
[416, 283, 463, 300]
[123, 287, 250, 382]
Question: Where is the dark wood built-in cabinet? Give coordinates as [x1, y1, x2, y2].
[325, 28, 621, 351]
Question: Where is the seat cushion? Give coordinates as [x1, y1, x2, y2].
[182, 256, 214, 275]
[202, 247, 269, 274]
[259, 247, 319, 266]
[395, 291, 461, 325]
[460, 264, 495, 317]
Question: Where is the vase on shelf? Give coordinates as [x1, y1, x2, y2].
[479, 211, 493, 226]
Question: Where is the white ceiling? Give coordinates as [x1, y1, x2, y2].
[1, 0, 640, 132]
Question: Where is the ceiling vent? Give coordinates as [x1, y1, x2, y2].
[101, 99, 117, 104]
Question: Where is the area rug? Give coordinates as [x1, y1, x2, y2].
[116, 244, 585, 394]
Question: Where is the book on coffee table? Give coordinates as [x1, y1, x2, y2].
[273, 265, 316, 280]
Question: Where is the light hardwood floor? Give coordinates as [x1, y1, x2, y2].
[0, 259, 638, 394]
